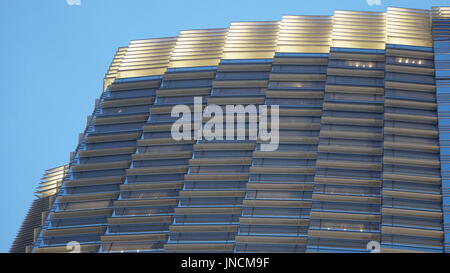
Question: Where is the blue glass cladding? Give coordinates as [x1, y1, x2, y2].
[434, 18, 450, 253]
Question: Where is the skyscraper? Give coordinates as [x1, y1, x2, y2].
[13, 6, 450, 253]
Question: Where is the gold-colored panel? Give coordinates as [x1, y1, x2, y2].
[277, 15, 332, 53]
[222, 21, 279, 59]
[331, 10, 386, 50]
[432, 6, 450, 18]
[35, 165, 69, 198]
[169, 28, 227, 68]
[102, 37, 177, 90]
[104, 47, 127, 90]
[387, 7, 432, 47]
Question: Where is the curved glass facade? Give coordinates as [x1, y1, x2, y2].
[12, 6, 450, 253]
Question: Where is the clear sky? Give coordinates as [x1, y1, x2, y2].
[0, 0, 448, 252]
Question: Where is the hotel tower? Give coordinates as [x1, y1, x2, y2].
[10, 6, 450, 253]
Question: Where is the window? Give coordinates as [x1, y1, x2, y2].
[395, 57, 426, 65]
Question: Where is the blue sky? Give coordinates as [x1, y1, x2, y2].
[0, 0, 448, 252]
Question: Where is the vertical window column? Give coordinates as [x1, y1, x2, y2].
[307, 49, 386, 252]
[381, 45, 444, 253]
[165, 61, 270, 252]
[433, 13, 450, 253]
[235, 53, 328, 252]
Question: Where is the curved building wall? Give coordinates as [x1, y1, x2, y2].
[17, 6, 450, 253]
